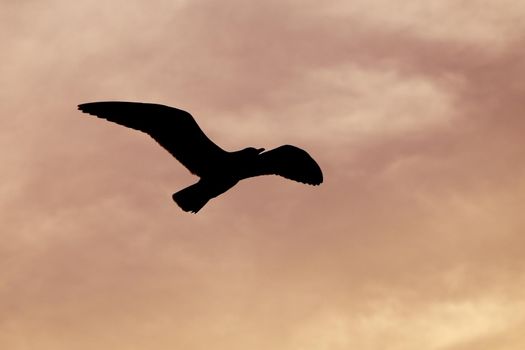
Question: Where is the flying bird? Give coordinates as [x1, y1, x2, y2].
[78, 101, 323, 213]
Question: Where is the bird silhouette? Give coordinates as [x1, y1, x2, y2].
[78, 101, 323, 213]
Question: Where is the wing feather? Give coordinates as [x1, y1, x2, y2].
[78, 101, 226, 176]
[248, 145, 323, 185]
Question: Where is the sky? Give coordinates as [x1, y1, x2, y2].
[1, 0, 525, 349]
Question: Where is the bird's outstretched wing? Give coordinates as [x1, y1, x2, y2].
[247, 145, 323, 185]
[78, 101, 226, 176]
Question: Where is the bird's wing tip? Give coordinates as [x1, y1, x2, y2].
[77, 103, 89, 112]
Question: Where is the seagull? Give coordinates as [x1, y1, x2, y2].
[78, 101, 323, 213]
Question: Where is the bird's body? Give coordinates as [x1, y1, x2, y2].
[78, 101, 323, 213]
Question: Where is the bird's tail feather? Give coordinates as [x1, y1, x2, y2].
[172, 181, 211, 213]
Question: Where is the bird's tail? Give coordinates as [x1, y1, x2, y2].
[172, 181, 211, 213]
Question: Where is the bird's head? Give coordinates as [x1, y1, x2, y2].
[232, 147, 266, 164]
[243, 147, 265, 155]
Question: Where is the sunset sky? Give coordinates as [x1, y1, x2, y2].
[2, 1, 525, 349]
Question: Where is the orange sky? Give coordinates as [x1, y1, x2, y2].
[2, 1, 525, 349]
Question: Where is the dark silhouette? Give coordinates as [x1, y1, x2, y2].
[78, 101, 323, 213]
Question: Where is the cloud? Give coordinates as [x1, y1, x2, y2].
[1, 0, 524, 349]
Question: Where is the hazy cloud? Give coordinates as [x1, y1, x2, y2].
[1, 0, 524, 349]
